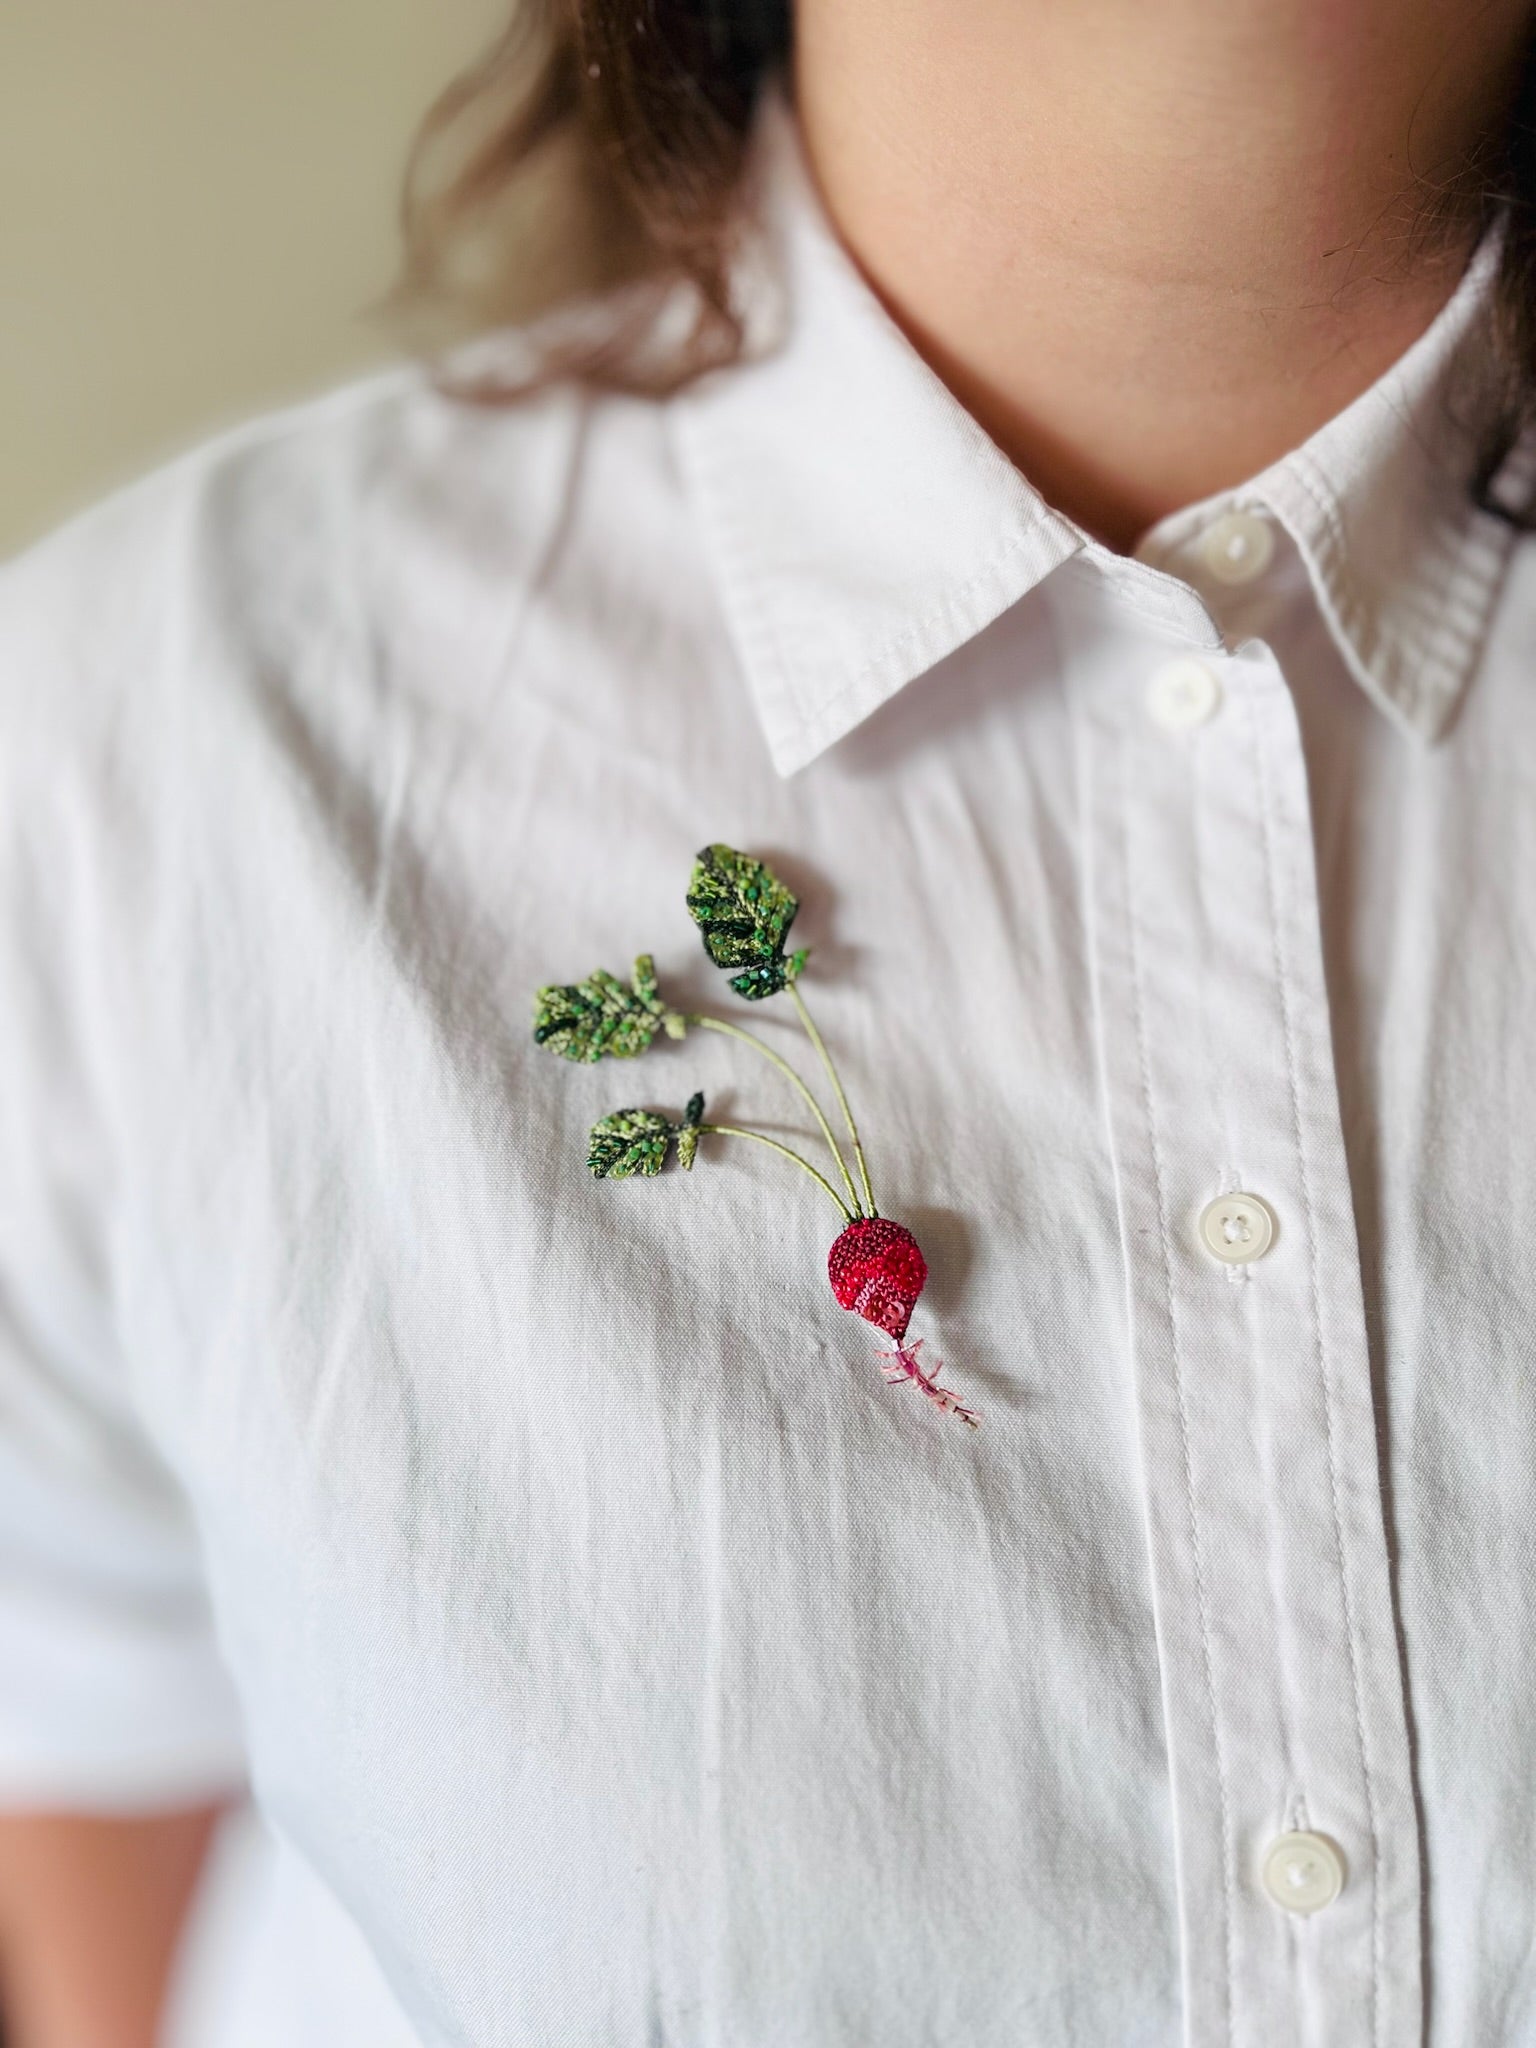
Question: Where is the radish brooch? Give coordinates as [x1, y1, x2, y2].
[532, 845, 979, 1429]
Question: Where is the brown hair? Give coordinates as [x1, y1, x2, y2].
[395, 0, 1536, 522]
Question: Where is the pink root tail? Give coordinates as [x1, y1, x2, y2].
[877, 1339, 980, 1430]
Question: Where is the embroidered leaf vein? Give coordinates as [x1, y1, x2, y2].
[685, 845, 807, 1000]
[587, 1107, 676, 1178]
[533, 955, 670, 1062]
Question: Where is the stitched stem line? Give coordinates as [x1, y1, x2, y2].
[699, 1124, 855, 1222]
[787, 985, 878, 1217]
[686, 1013, 863, 1216]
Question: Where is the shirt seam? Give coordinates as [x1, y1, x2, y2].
[1194, 734, 1308, 1822]
[1246, 682, 1384, 2048]
[1119, 713, 1240, 2046]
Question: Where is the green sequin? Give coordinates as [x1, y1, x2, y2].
[685, 845, 808, 1001]
[533, 954, 672, 1062]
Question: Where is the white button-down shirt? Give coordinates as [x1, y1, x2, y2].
[2, 100, 1534, 2048]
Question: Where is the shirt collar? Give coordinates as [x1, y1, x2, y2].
[1137, 221, 1523, 745]
[673, 94, 1524, 776]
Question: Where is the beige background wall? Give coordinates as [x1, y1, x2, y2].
[0, 0, 507, 559]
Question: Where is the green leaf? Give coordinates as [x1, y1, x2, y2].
[676, 1090, 705, 1171]
[685, 845, 804, 1001]
[587, 1107, 676, 1178]
[533, 955, 672, 1062]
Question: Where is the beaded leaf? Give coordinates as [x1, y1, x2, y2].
[685, 845, 809, 1001]
[587, 1107, 676, 1178]
[533, 954, 673, 1063]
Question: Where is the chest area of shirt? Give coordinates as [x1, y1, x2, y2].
[123, 600, 1534, 1589]
[107, 596, 1536, 2039]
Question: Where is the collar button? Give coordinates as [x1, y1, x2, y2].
[1200, 508, 1276, 585]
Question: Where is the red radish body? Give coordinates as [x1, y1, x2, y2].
[827, 1218, 928, 1342]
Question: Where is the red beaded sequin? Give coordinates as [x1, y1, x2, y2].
[827, 1217, 928, 1342]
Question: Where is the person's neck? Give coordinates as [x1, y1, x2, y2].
[793, 0, 1530, 551]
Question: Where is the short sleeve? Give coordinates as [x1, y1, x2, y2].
[0, 503, 247, 1810]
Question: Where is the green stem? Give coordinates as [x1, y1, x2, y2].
[686, 1013, 863, 1216]
[699, 1124, 855, 1223]
[787, 984, 878, 1216]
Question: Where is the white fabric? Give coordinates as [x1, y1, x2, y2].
[2, 99, 1535, 2048]
[163, 1806, 420, 2048]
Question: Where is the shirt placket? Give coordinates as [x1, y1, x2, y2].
[1064, 572, 1423, 2048]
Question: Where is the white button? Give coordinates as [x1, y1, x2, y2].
[1261, 1832, 1345, 1915]
[1198, 1191, 1276, 1264]
[1200, 508, 1275, 585]
[1147, 658, 1222, 729]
